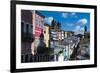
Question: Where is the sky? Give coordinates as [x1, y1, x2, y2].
[38, 10, 90, 34]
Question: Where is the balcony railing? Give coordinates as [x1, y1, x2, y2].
[21, 32, 34, 42]
[21, 54, 55, 62]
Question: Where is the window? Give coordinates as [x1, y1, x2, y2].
[29, 25, 31, 34]
[44, 31, 46, 33]
[31, 25, 33, 34]
[35, 15, 38, 25]
[44, 27, 46, 33]
[26, 24, 29, 33]
[21, 22, 24, 33]
[21, 22, 26, 33]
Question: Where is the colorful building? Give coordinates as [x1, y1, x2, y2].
[44, 23, 50, 47]
[61, 30, 65, 40]
[64, 31, 68, 38]
[21, 10, 45, 57]
[31, 11, 45, 55]
[21, 10, 76, 62]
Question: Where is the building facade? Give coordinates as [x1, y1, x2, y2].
[64, 31, 68, 38]
[21, 10, 34, 62]
[21, 10, 45, 61]
[31, 11, 45, 55]
[44, 23, 50, 47]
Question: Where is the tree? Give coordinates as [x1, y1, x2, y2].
[57, 22, 61, 29]
[51, 19, 55, 27]
[84, 25, 87, 32]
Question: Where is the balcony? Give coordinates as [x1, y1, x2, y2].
[21, 32, 34, 42]
[21, 22, 34, 42]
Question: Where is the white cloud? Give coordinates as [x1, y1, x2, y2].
[77, 18, 87, 25]
[44, 17, 53, 25]
[74, 26, 84, 35]
[80, 27, 84, 31]
[62, 13, 68, 18]
[74, 18, 87, 35]
[75, 26, 81, 31]
[70, 12, 77, 18]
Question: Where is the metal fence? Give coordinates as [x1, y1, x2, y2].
[21, 54, 55, 63]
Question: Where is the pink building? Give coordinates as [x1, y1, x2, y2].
[31, 11, 45, 55]
[57, 30, 62, 40]
[35, 11, 44, 38]
[21, 10, 45, 60]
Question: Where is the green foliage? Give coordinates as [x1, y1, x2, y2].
[58, 50, 63, 54]
[80, 37, 90, 44]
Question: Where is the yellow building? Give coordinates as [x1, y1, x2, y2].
[44, 23, 50, 47]
[64, 31, 68, 38]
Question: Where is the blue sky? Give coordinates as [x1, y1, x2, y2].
[39, 10, 90, 34]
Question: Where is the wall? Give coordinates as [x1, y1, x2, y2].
[0, 0, 100, 73]
[21, 10, 33, 55]
[44, 25, 49, 47]
[21, 10, 32, 24]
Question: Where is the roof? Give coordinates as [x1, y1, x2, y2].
[62, 36, 78, 45]
[44, 23, 50, 27]
[36, 11, 45, 18]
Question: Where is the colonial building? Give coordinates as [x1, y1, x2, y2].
[64, 31, 68, 38]
[44, 23, 50, 47]
[31, 11, 45, 55]
[61, 30, 65, 40]
[21, 10, 45, 62]
[21, 10, 34, 62]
